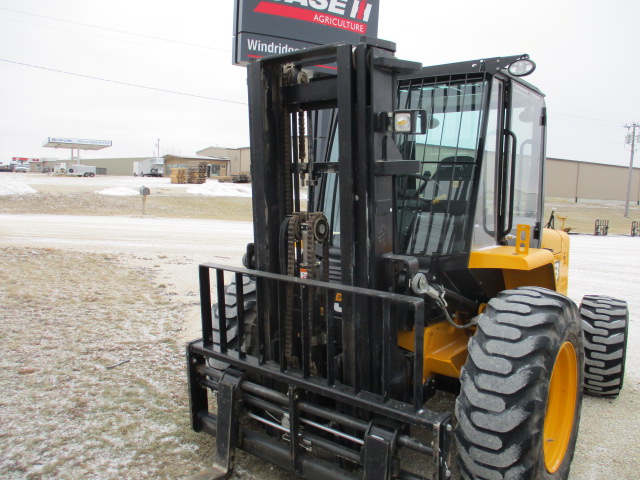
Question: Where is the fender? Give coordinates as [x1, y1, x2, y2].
[468, 227, 570, 295]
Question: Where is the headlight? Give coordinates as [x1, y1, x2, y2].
[508, 59, 536, 77]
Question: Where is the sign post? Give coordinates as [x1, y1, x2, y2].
[140, 186, 150, 215]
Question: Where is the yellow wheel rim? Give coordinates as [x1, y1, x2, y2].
[543, 341, 578, 473]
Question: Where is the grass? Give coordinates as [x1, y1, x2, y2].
[0, 192, 254, 221]
[544, 198, 640, 235]
[2, 190, 639, 235]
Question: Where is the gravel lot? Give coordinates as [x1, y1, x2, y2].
[0, 174, 638, 480]
[0, 247, 214, 479]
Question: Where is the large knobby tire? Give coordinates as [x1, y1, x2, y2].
[210, 276, 258, 369]
[580, 295, 629, 397]
[455, 287, 584, 480]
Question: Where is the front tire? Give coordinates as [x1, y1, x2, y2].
[455, 287, 584, 480]
[580, 295, 628, 397]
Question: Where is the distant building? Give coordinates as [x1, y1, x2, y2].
[546, 158, 640, 204]
[197, 146, 251, 176]
[37, 146, 250, 177]
[164, 154, 230, 177]
[36, 145, 640, 205]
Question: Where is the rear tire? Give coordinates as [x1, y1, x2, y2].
[580, 295, 628, 397]
[455, 287, 584, 480]
[210, 276, 258, 369]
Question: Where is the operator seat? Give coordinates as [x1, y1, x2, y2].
[429, 156, 475, 253]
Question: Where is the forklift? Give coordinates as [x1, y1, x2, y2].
[187, 38, 629, 480]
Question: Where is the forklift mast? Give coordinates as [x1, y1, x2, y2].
[248, 37, 426, 389]
[249, 37, 418, 290]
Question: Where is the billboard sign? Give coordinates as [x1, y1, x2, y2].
[46, 138, 112, 147]
[233, 0, 380, 66]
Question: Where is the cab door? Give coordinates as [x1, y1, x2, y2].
[472, 77, 546, 249]
[501, 81, 546, 247]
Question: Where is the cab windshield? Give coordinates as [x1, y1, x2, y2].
[396, 78, 488, 257]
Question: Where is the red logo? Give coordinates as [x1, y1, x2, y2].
[254, 1, 372, 35]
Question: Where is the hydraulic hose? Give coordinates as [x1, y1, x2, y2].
[411, 274, 477, 329]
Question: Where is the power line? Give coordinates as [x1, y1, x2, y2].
[554, 112, 624, 126]
[0, 6, 230, 52]
[0, 14, 228, 60]
[0, 58, 247, 105]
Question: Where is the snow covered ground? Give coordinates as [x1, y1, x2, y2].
[563, 235, 640, 480]
[0, 172, 253, 197]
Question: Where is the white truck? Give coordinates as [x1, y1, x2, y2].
[67, 164, 96, 177]
[133, 157, 164, 177]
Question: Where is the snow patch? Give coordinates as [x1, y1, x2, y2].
[96, 187, 140, 196]
[0, 183, 37, 196]
[186, 180, 253, 197]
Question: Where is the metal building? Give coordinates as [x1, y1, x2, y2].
[546, 158, 640, 203]
[197, 146, 251, 176]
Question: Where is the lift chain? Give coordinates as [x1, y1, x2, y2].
[298, 110, 306, 164]
[305, 213, 329, 376]
[285, 214, 302, 369]
[282, 65, 294, 215]
[283, 212, 330, 371]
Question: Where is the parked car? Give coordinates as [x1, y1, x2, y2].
[14, 166, 28, 173]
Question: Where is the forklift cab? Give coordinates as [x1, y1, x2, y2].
[319, 54, 547, 295]
[396, 58, 546, 264]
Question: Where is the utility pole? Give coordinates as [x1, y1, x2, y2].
[624, 123, 638, 218]
[156, 138, 161, 158]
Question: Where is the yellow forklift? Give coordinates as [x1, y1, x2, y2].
[187, 38, 629, 480]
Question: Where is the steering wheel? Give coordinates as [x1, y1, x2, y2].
[398, 172, 432, 199]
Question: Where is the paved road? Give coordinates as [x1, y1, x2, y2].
[0, 213, 253, 259]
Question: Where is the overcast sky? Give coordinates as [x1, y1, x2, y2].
[0, 0, 638, 166]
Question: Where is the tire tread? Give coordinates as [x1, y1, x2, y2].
[580, 295, 628, 397]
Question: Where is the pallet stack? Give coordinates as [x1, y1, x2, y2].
[170, 168, 187, 184]
[187, 161, 207, 184]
